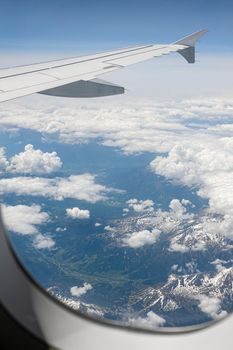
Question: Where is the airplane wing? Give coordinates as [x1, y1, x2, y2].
[0, 29, 207, 103]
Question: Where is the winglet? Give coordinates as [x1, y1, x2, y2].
[174, 29, 208, 47]
[174, 29, 208, 63]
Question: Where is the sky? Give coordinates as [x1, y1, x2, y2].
[0, 0, 232, 53]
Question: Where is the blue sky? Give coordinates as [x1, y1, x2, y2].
[0, 0, 232, 53]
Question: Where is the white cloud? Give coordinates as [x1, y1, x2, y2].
[153, 199, 194, 233]
[66, 207, 90, 219]
[211, 259, 227, 273]
[104, 225, 115, 232]
[0, 174, 110, 203]
[129, 311, 166, 329]
[1, 204, 49, 235]
[94, 222, 101, 227]
[195, 295, 227, 320]
[56, 227, 67, 232]
[114, 198, 227, 253]
[201, 215, 233, 240]
[171, 264, 179, 272]
[169, 242, 189, 253]
[122, 228, 161, 248]
[70, 283, 93, 298]
[181, 199, 193, 207]
[33, 234, 55, 249]
[1, 204, 55, 250]
[7, 144, 62, 175]
[127, 198, 154, 213]
[150, 138, 233, 232]
[0, 147, 8, 172]
[1, 98, 233, 241]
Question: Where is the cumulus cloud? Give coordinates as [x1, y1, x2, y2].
[33, 234, 55, 249]
[66, 207, 90, 219]
[127, 198, 154, 213]
[1, 204, 49, 235]
[153, 199, 194, 233]
[0, 174, 111, 203]
[122, 228, 161, 248]
[70, 283, 93, 298]
[169, 242, 189, 253]
[150, 138, 233, 234]
[129, 311, 166, 329]
[196, 295, 227, 320]
[7, 144, 62, 175]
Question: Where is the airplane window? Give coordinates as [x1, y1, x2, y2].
[1, 94, 232, 333]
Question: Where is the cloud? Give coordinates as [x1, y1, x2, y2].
[201, 215, 233, 240]
[112, 198, 229, 253]
[0, 174, 111, 203]
[33, 234, 55, 249]
[1, 204, 56, 250]
[127, 198, 154, 213]
[211, 259, 227, 273]
[129, 311, 166, 329]
[169, 242, 189, 253]
[7, 144, 62, 175]
[122, 228, 161, 248]
[0, 147, 8, 172]
[150, 138, 233, 229]
[66, 207, 90, 219]
[1, 204, 49, 235]
[56, 227, 67, 232]
[0, 98, 228, 155]
[104, 225, 115, 232]
[1, 98, 233, 241]
[153, 199, 194, 233]
[70, 283, 93, 298]
[195, 295, 227, 320]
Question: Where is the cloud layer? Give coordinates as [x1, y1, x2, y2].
[1, 98, 233, 224]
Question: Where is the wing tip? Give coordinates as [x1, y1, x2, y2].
[174, 29, 208, 47]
